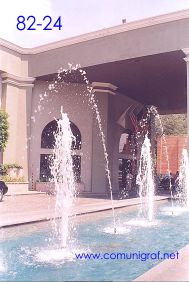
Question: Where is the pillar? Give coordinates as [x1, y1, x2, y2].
[183, 48, 189, 153]
[91, 82, 117, 195]
[1, 72, 35, 181]
[0, 74, 2, 163]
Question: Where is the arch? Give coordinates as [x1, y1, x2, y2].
[40, 119, 82, 182]
[41, 119, 82, 150]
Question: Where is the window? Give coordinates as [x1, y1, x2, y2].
[40, 154, 52, 182]
[41, 120, 81, 150]
[40, 154, 81, 183]
[40, 120, 82, 182]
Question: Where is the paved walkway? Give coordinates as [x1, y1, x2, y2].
[0, 194, 168, 227]
[135, 244, 189, 281]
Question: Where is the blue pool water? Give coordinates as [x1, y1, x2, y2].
[1, 201, 189, 281]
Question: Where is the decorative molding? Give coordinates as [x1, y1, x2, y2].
[0, 9, 189, 55]
[92, 89, 117, 96]
[92, 82, 118, 96]
[92, 82, 117, 91]
[1, 72, 35, 88]
[182, 48, 189, 62]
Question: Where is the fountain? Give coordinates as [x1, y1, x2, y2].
[79, 69, 116, 233]
[88, 90, 117, 234]
[136, 135, 155, 222]
[35, 108, 77, 263]
[50, 107, 76, 248]
[49, 65, 117, 234]
[178, 148, 189, 208]
[2, 68, 189, 281]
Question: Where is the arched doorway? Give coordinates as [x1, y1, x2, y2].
[40, 119, 82, 182]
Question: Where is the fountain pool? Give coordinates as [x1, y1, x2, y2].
[1, 201, 189, 281]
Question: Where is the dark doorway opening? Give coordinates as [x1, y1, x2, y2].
[118, 158, 137, 198]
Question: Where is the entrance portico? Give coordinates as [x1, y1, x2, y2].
[0, 9, 189, 195]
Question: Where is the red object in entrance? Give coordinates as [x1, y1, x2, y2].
[156, 135, 187, 174]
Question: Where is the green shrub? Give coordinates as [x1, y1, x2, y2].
[0, 110, 9, 151]
[0, 164, 7, 175]
[0, 163, 23, 176]
[3, 163, 23, 169]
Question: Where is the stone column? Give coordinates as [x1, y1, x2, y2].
[0, 74, 3, 163]
[1, 72, 35, 181]
[183, 48, 189, 152]
[91, 82, 117, 195]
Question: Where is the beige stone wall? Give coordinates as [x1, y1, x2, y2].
[1, 79, 33, 179]
[0, 45, 33, 175]
[91, 92, 109, 194]
[0, 47, 28, 77]
[29, 80, 93, 192]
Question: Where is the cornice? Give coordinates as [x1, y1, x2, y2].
[0, 9, 189, 55]
[92, 82, 118, 91]
[1, 72, 35, 87]
[92, 82, 118, 95]
[182, 48, 189, 62]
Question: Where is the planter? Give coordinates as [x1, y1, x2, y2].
[35, 182, 85, 193]
[6, 182, 29, 195]
[7, 168, 23, 178]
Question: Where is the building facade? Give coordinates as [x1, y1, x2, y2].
[0, 9, 189, 195]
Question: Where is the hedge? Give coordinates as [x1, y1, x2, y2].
[0, 110, 9, 151]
